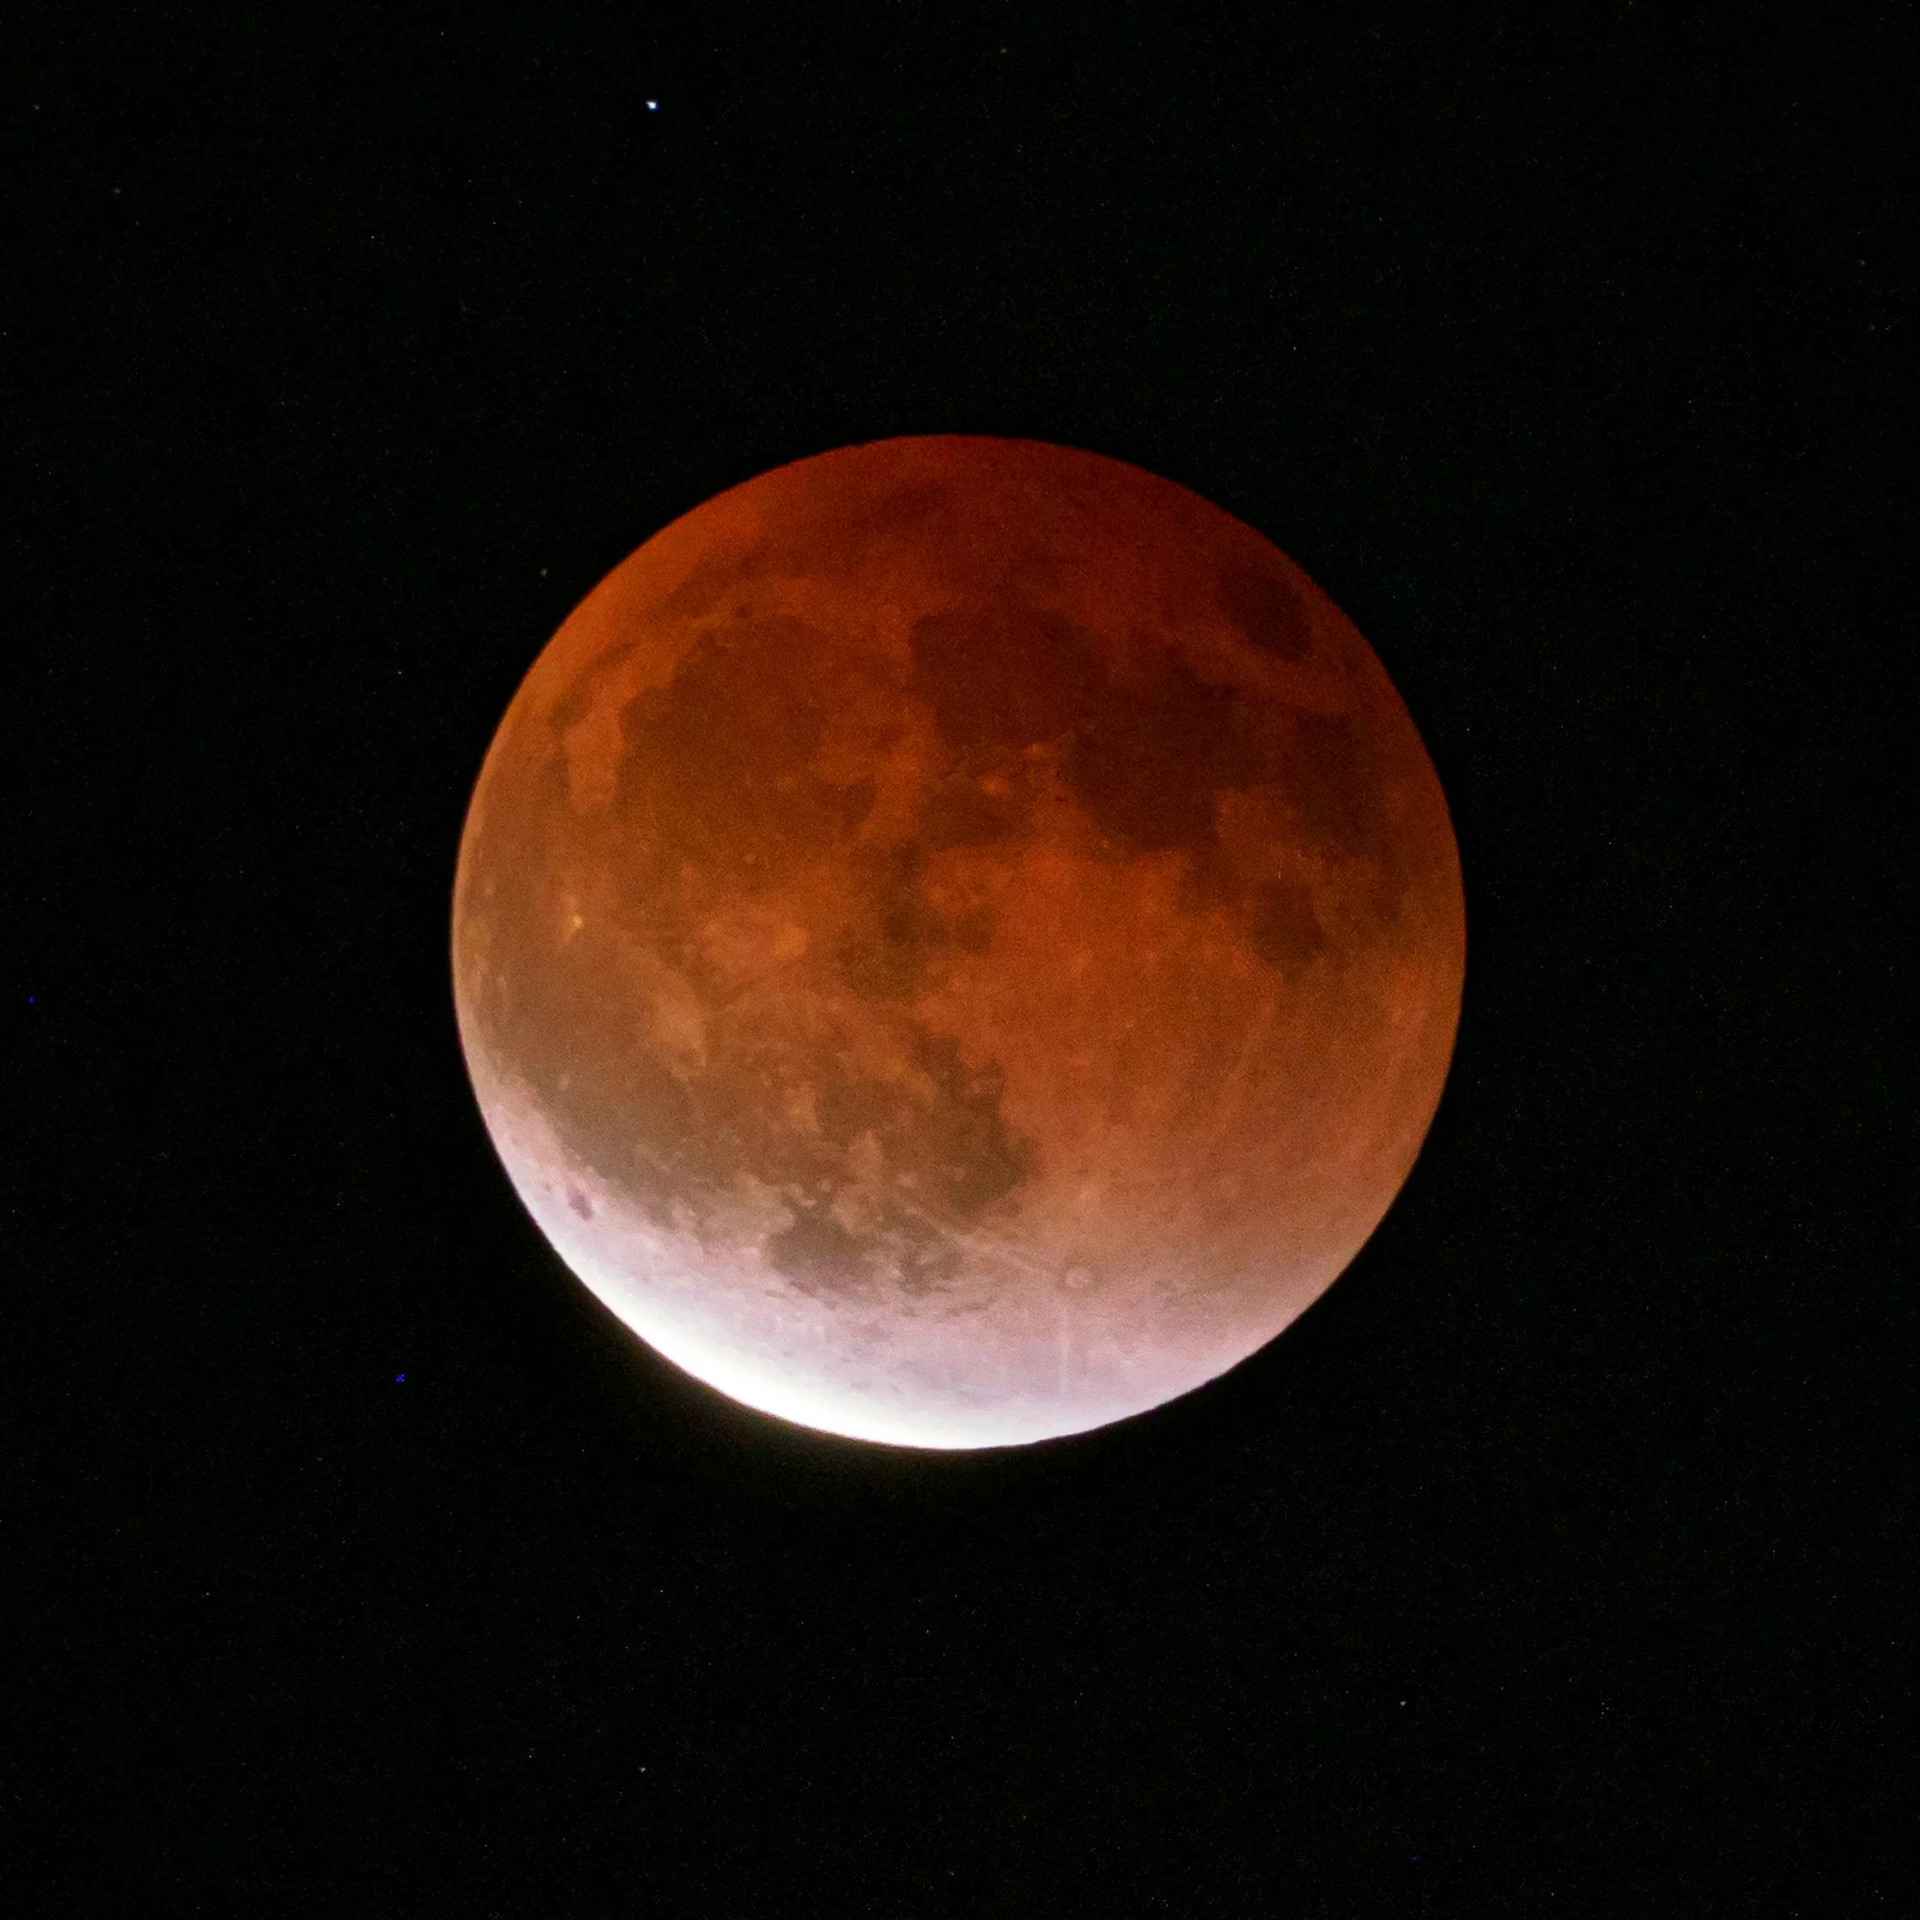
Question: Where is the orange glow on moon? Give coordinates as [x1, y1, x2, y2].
[452, 437, 1465, 1448]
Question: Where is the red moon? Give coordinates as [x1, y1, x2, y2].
[453, 437, 1464, 1448]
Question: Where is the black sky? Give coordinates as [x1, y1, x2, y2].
[7, 6, 1911, 1914]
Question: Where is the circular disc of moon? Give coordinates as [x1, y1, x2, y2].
[453, 437, 1464, 1448]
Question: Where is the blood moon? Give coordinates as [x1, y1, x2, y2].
[452, 437, 1464, 1449]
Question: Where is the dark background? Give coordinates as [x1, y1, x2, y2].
[7, 6, 1910, 1913]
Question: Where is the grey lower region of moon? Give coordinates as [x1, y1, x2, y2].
[452, 436, 1465, 1449]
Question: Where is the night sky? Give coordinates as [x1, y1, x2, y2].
[9, 8, 1909, 1913]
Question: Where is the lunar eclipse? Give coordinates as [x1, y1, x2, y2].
[453, 437, 1464, 1448]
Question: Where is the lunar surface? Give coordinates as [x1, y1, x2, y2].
[453, 437, 1464, 1448]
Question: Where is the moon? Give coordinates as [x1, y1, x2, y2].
[453, 437, 1464, 1448]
